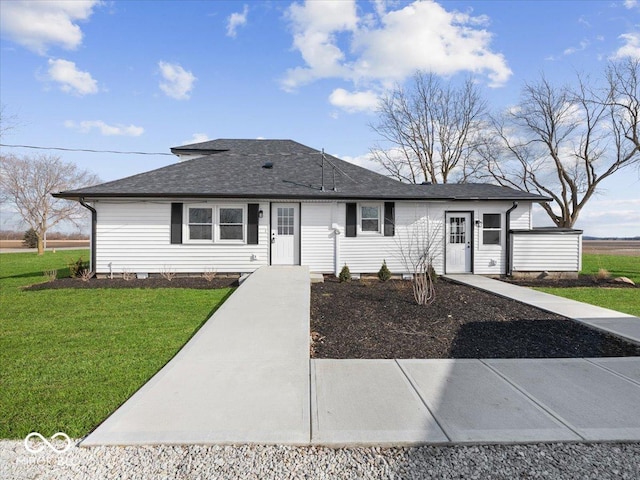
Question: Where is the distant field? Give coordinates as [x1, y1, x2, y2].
[0, 239, 89, 249]
[583, 240, 640, 257]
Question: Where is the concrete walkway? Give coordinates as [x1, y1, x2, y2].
[83, 269, 640, 447]
[82, 266, 311, 446]
[445, 274, 640, 345]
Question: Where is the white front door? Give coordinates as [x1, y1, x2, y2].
[446, 212, 472, 273]
[271, 203, 300, 265]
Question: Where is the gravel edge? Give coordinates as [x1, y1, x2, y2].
[2, 440, 639, 480]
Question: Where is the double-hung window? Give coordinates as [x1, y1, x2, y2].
[219, 207, 244, 241]
[360, 204, 381, 233]
[185, 205, 246, 243]
[188, 207, 213, 240]
[482, 213, 501, 245]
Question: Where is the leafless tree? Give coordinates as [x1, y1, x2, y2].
[395, 208, 443, 306]
[0, 154, 100, 255]
[0, 104, 20, 139]
[481, 60, 640, 228]
[370, 72, 488, 184]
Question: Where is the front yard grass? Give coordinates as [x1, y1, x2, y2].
[0, 250, 232, 439]
[581, 253, 640, 284]
[535, 253, 640, 316]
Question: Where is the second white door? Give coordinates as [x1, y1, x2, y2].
[446, 212, 472, 273]
[271, 203, 300, 265]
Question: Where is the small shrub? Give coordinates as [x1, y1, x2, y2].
[23, 228, 38, 248]
[202, 267, 217, 282]
[68, 257, 89, 278]
[161, 266, 176, 281]
[338, 264, 351, 282]
[377, 260, 391, 282]
[80, 269, 94, 282]
[43, 269, 57, 282]
[122, 269, 134, 281]
[596, 268, 610, 280]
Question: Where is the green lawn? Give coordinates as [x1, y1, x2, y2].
[581, 253, 640, 284]
[535, 253, 640, 316]
[0, 250, 233, 439]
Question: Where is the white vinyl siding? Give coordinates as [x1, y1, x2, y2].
[340, 202, 445, 275]
[300, 203, 334, 273]
[512, 232, 582, 272]
[92, 198, 540, 276]
[94, 201, 268, 274]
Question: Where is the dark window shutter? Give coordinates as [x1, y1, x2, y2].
[247, 203, 259, 245]
[384, 202, 395, 236]
[346, 203, 357, 237]
[170, 203, 183, 244]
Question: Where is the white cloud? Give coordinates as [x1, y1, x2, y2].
[158, 61, 197, 100]
[183, 133, 210, 144]
[612, 32, 640, 60]
[282, 0, 511, 97]
[329, 88, 379, 113]
[283, 0, 358, 90]
[0, 0, 99, 55]
[226, 5, 249, 38]
[563, 39, 589, 56]
[47, 59, 98, 95]
[574, 198, 640, 237]
[339, 152, 385, 173]
[624, 0, 638, 9]
[65, 120, 144, 137]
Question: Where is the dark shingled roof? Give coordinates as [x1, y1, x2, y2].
[55, 139, 548, 202]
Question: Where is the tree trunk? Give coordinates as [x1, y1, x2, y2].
[37, 234, 44, 255]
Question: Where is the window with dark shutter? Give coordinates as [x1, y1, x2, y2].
[247, 204, 259, 245]
[384, 202, 395, 236]
[345, 203, 357, 237]
[170, 203, 183, 244]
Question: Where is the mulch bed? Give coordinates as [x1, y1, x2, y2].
[310, 277, 640, 359]
[25, 276, 238, 291]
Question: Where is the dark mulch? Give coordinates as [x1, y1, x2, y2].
[25, 276, 238, 291]
[310, 277, 640, 359]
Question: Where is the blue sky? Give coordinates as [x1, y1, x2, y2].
[1, 0, 639, 236]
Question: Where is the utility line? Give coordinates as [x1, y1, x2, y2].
[0, 143, 174, 156]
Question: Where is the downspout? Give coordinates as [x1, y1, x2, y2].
[79, 198, 97, 274]
[505, 201, 518, 276]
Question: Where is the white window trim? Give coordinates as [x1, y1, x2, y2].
[183, 203, 247, 244]
[481, 213, 502, 247]
[358, 203, 382, 235]
[216, 204, 247, 244]
[185, 204, 214, 244]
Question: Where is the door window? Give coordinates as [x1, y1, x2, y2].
[449, 217, 466, 244]
[277, 207, 295, 235]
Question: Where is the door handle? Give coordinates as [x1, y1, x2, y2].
[271, 233, 276, 244]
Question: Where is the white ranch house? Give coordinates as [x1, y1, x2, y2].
[55, 139, 582, 278]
